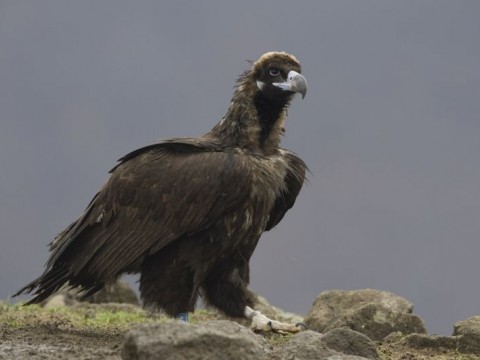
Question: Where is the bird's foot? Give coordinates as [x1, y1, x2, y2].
[244, 306, 307, 334]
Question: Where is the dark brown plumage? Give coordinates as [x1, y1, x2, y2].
[15, 51, 308, 319]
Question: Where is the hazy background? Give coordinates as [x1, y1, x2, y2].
[1, 1, 479, 335]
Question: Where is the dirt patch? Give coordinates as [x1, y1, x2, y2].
[0, 325, 123, 359]
[0, 302, 164, 360]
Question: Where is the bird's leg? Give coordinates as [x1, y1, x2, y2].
[244, 306, 306, 334]
[175, 312, 189, 322]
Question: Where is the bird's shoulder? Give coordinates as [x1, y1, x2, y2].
[104, 138, 255, 207]
[109, 137, 225, 172]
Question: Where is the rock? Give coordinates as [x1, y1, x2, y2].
[42, 291, 78, 308]
[201, 320, 269, 352]
[84, 280, 139, 306]
[305, 289, 426, 340]
[326, 303, 426, 341]
[453, 316, 480, 354]
[383, 319, 480, 356]
[305, 289, 413, 333]
[43, 294, 67, 308]
[41, 280, 139, 307]
[398, 333, 459, 350]
[278, 331, 370, 360]
[122, 320, 268, 360]
[321, 328, 379, 359]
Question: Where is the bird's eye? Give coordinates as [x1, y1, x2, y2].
[269, 68, 280, 77]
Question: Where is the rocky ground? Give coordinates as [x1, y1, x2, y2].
[1, 285, 480, 359]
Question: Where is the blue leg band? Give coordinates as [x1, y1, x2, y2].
[175, 312, 189, 322]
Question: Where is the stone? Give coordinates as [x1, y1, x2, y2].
[399, 333, 459, 350]
[43, 294, 67, 308]
[453, 316, 480, 354]
[278, 331, 370, 360]
[122, 320, 268, 360]
[320, 328, 379, 359]
[85, 280, 139, 305]
[305, 289, 414, 333]
[383, 320, 480, 356]
[304, 289, 426, 340]
[325, 303, 426, 341]
[42, 291, 78, 308]
[40, 280, 139, 307]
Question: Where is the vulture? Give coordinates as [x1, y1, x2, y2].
[15, 51, 308, 332]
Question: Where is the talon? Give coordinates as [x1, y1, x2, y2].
[295, 322, 308, 330]
[245, 306, 304, 334]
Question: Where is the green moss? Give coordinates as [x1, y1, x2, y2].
[0, 302, 169, 333]
[264, 332, 294, 348]
[189, 308, 224, 324]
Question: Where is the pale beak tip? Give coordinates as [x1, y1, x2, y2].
[291, 73, 307, 99]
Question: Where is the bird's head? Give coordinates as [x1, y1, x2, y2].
[210, 51, 307, 151]
[252, 51, 307, 101]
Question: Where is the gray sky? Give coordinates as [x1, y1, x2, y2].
[1, 1, 479, 335]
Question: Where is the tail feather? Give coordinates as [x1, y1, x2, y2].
[79, 283, 105, 300]
[13, 266, 70, 304]
[14, 264, 108, 305]
[14, 192, 107, 305]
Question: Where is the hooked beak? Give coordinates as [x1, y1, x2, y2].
[273, 70, 307, 99]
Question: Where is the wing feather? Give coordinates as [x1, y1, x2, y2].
[24, 139, 250, 298]
[265, 150, 308, 231]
